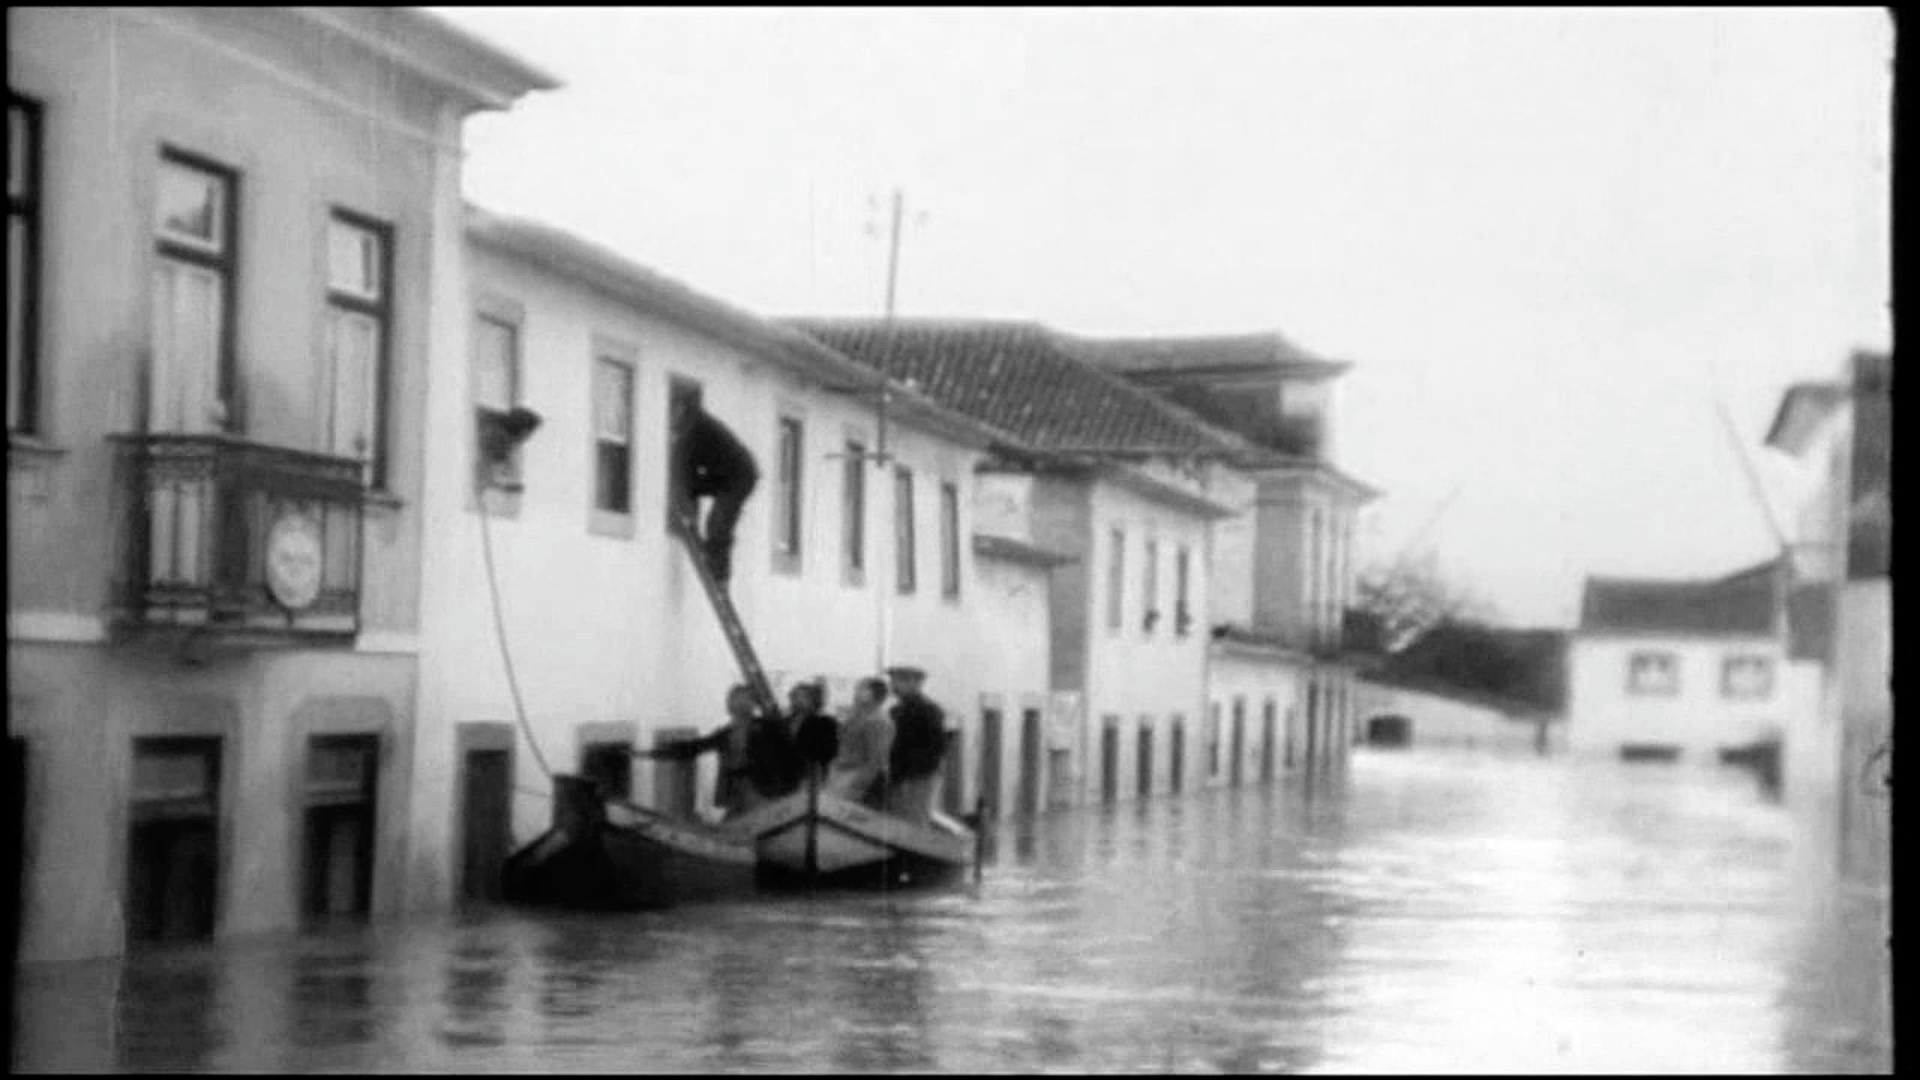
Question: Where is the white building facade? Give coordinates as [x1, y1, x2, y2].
[1566, 562, 1817, 764]
[6, 6, 553, 964]
[406, 210, 1010, 909]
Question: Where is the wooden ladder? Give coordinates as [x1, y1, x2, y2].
[671, 510, 782, 719]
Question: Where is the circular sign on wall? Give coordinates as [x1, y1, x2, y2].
[266, 510, 324, 611]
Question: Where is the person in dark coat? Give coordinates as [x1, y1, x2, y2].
[671, 396, 760, 586]
[785, 680, 840, 788]
[884, 665, 948, 822]
[643, 684, 798, 818]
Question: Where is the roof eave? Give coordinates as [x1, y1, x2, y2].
[293, 7, 562, 112]
[1095, 461, 1240, 520]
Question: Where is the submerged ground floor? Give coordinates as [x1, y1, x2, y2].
[10, 749, 1890, 1073]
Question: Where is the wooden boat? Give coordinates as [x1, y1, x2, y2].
[503, 775, 758, 909]
[723, 781, 981, 890]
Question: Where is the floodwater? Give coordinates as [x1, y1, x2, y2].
[12, 750, 1892, 1074]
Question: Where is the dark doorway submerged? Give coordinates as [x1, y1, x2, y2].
[303, 735, 379, 922]
[1366, 715, 1413, 748]
[462, 748, 513, 904]
[126, 737, 223, 946]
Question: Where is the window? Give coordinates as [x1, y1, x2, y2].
[1627, 651, 1680, 696]
[472, 311, 522, 490]
[1209, 701, 1222, 777]
[302, 735, 378, 920]
[592, 356, 634, 514]
[666, 379, 701, 523]
[1142, 538, 1160, 633]
[1175, 546, 1193, 635]
[1721, 655, 1775, 700]
[842, 439, 866, 578]
[151, 150, 237, 434]
[1106, 527, 1125, 631]
[8, 93, 41, 434]
[326, 212, 391, 487]
[894, 466, 917, 594]
[773, 416, 804, 566]
[940, 481, 961, 599]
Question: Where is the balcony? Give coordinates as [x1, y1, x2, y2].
[111, 433, 365, 641]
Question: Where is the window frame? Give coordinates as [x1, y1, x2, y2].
[772, 413, 805, 572]
[939, 480, 961, 600]
[894, 464, 917, 595]
[842, 438, 867, 583]
[590, 350, 637, 525]
[1106, 526, 1125, 632]
[470, 299, 525, 501]
[8, 92, 44, 436]
[1175, 545, 1193, 636]
[325, 208, 393, 489]
[154, 147, 241, 431]
[1626, 650, 1681, 697]
[1141, 537, 1160, 634]
[1720, 654, 1776, 701]
[665, 377, 703, 530]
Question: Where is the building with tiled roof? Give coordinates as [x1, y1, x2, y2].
[1577, 559, 1782, 637]
[786, 315, 1375, 799]
[786, 318, 1252, 461]
[1565, 556, 1818, 767]
[7, 6, 556, 965]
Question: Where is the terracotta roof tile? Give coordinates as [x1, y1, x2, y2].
[783, 318, 1251, 458]
[1578, 560, 1780, 636]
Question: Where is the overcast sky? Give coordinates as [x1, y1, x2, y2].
[433, 7, 1891, 627]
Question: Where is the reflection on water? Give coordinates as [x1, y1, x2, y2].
[11, 751, 1892, 1073]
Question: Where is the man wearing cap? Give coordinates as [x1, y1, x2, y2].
[884, 665, 947, 823]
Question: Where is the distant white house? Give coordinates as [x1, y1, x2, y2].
[1565, 560, 1819, 764]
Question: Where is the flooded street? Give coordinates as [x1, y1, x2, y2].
[13, 750, 1891, 1074]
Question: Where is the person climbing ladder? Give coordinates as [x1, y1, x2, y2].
[671, 393, 759, 587]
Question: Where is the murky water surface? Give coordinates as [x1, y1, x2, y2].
[13, 751, 1891, 1073]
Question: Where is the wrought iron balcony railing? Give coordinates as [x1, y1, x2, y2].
[111, 433, 365, 639]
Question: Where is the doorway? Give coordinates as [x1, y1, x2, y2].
[1099, 716, 1120, 804]
[1018, 708, 1043, 817]
[1261, 699, 1277, 782]
[942, 729, 966, 816]
[581, 742, 634, 802]
[1169, 716, 1185, 795]
[126, 737, 222, 945]
[1135, 720, 1154, 799]
[1230, 698, 1246, 787]
[460, 748, 513, 904]
[302, 735, 378, 922]
[977, 709, 1003, 818]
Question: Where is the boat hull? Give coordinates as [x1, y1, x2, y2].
[503, 777, 757, 910]
[729, 788, 977, 891]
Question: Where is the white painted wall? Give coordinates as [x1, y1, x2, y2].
[1358, 684, 1563, 755]
[409, 239, 993, 903]
[1207, 650, 1306, 784]
[961, 553, 1057, 813]
[1566, 634, 1813, 762]
[1078, 479, 1214, 803]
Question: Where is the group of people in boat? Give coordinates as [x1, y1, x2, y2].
[642, 665, 950, 824]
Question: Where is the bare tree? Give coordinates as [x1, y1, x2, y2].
[1353, 550, 1495, 653]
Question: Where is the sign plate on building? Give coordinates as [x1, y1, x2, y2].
[266, 510, 324, 611]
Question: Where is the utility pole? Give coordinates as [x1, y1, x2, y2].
[872, 188, 907, 674]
